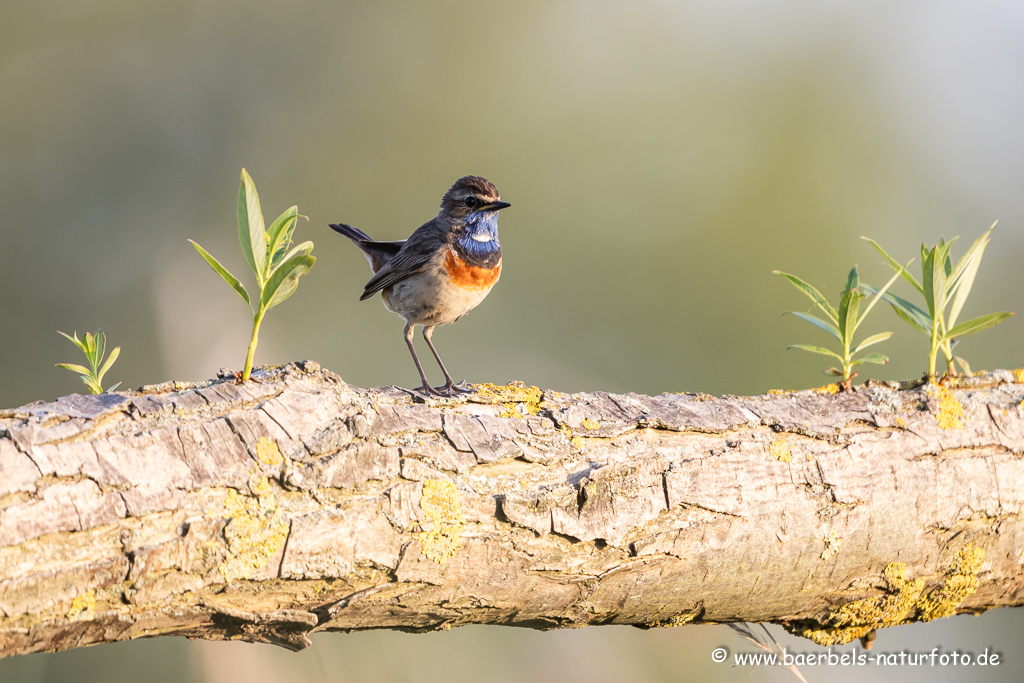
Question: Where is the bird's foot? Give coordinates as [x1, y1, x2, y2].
[413, 383, 446, 398]
[440, 380, 476, 395]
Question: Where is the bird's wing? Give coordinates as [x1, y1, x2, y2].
[359, 219, 446, 300]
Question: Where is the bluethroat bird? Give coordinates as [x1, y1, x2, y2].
[330, 176, 510, 396]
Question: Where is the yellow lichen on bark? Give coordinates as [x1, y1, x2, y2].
[420, 480, 463, 564]
[256, 437, 283, 465]
[768, 439, 792, 463]
[917, 545, 985, 621]
[820, 530, 843, 560]
[475, 381, 544, 418]
[66, 590, 97, 622]
[793, 546, 986, 645]
[218, 472, 289, 583]
[935, 386, 964, 430]
[794, 562, 924, 646]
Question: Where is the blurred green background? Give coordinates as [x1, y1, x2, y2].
[1, 1, 1022, 681]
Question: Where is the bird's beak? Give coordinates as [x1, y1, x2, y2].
[482, 201, 511, 212]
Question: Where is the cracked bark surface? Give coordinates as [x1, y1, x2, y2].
[1, 362, 1023, 657]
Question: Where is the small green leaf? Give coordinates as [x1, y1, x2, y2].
[838, 288, 862, 344]
[891, 304, 931, 336]
[863, 286, 932, 334]
[82, 331, 97, 363]
[57, 331, 86, 353]
[856, 353, 889, 365]
[97, 346, 121, 384]
[931, 244, 949, 315]
[238, 168, 267, 283]
[855, 259, 913, 335]
[260, 254, 316, 310]
[275, 240, 315, 270]
[189, 240, 251, 308]
[55, 362, 92, 375]
[788, 344, 844, 361]
[862, 237, 924, 294]
[921, 245, 938, 317]
[944, 312, 1014, 340]
[937, 237, 957, 278]
[266, 206, 299, 268]
[844, 266, 859, 294]
[92, 330, 106, 372]
[852, 331, 893, 354]
[789, 312, 841, 341]
[946, 224, 995, 328]
[774, 271, 839, 322]
[826, 367, 844, 376]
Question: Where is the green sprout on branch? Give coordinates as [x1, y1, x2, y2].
[189, 169, 316, 381]
[774, 262, 910, 388]
[863, 224, 1014, 379]
[56, 329, 121, 394]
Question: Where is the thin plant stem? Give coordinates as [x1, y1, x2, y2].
[243, 308, 266, 381]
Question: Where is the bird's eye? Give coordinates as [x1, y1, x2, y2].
[464, 196, 478, 209]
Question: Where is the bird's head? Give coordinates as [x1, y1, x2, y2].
[439, 176, 511, 223]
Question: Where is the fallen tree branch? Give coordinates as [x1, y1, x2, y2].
[1, 362, 1023, 657]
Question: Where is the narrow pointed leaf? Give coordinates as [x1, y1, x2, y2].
[932, 254, 947, 318]
[921, 245, 937, 317]
[947, 225, 995, 328]
[891, 303, 931, 336]
[944, 312, 1014, 340]
[789, 311, 841, 341]
[936, 237, 957, 279]
[855, 353, 889, 365]
[826, 367, 844, 376]
[56, 363, 92, 375]
[844, 266, 859, 294]
[266, 205, 298, 251]
[862, 237, 923, 294]
[57, 330, 85, 351]
[266, 206, 299, 268]
[189, 240, 251, 307]
[855, 260, 913, 334]
[852, 331, 893, 354]
[82, 331, 97, 362]
[863, 285, 932, 333]
[276, 240, 315, 269]
[238, 169, 267, 282]
[260, 254, 316, 310]
[774, 271, 838, 322]
[105, 381, 123, 393]
[97, 346, 120, 382]
[93, 331, 106, 373]
[787, 344, 844, 361]
[838, 289, 861, 344]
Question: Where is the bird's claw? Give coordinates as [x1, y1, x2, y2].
[445, 381, 476, 395]
[413, 384, 446, 398]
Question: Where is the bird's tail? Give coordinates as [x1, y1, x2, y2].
[328, 222, 405, 274]
[329, 222, 373, 243]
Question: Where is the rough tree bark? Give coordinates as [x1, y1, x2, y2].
[1, 362, 1023, 658]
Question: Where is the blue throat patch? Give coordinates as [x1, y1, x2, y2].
[456, 212, 501, 257]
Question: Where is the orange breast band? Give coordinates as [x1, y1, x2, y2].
[444, 247, 501, 290]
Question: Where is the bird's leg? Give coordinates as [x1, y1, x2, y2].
[404, 323, 441, 396]
[423, 326, 474, 395]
